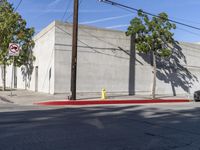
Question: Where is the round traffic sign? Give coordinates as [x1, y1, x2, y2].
[8, 43, 20, 56]
[9, 44, 20, 53]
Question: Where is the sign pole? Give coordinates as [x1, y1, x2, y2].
[8, 43, 20, 97]
[10, 56, 14, 96]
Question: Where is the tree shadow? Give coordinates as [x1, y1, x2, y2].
[138, 41, 198, 96]
[21, 60, 34, 89]
[1, 104, 200, 149]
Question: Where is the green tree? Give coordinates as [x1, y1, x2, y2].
[0, 0, 35, 90]
[126, 10, 176, 99]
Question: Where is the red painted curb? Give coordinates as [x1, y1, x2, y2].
[35, 99, 191, 106]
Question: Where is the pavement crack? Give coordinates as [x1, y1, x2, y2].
[144, 132, 174, 140]
[144, 132, 194, 150]
[144, 132, 156, 137]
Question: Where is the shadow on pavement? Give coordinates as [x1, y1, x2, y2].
[0, 96, 14, 103]
[0, 105, 200, 150]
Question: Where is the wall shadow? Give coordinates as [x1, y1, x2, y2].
[57, 26, 144, 95]
[138, 41, 198, 96]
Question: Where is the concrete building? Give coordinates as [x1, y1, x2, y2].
[1, 21, 200, 97]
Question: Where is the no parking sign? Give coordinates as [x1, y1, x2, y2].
[8, 43, 20, 56]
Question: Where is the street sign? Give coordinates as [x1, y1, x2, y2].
[8, 43, 20, 56]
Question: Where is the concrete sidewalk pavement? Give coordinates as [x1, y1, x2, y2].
[0, 89, 194, 105]
[0, 90, 68, 105]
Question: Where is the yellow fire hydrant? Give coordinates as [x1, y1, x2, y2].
[101, 88, 107, 100]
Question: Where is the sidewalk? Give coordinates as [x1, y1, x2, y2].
[0, 89, 193, 105]
[0, 89, 68, 105]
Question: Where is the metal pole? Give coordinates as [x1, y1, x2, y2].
[10, 56, 14, 96]
[70, 0, 79, 100]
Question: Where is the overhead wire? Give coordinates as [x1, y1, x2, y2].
[55, 25, 130, 59]
[176, 27, 200, 37]
[61, 0, 73, 21]
[55, 25, 108, 54]
[98, 0, 200, 44]
[54, 25, 200, 69]
[65, 0, 84, 22]
[99, 0, 200, 31]
[36, 0, 200, 48]
[14, 0, 22, 12]
[170, 16, 200, 26]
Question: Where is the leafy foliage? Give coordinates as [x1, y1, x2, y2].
[126, 10, 176, 58]
[0, 0, 35, 66]
[126, 10, 177, 98]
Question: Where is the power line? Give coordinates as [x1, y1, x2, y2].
[34, 25, 54, 42]
[55, 25, 129, 59]
[177, 27, 200, 37]
[79, 0, 84, 8]
[61, 0, 73, 21]
[171, 16, 200, 26]
[14, 0, 22, 12]
[65, 12, 73, 22]
[99, 0, 200, 31]
[65, 0, 84, 22]
[35, 23, 200, 54]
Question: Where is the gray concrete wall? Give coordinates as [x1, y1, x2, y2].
[52, 21, 200, 96]
[7, 22, 56, 93]
[30, 22, 56, 94]
[54, 21, 131, 94]
[135, 42, 200, 96]
[0, 21, 55, 93]
[1, 20, 200, 97]
[178, 42, 200, 94]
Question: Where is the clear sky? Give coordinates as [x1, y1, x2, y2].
[7, 0, 200, 43]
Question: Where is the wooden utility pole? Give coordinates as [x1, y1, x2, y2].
[70, 0, 79, 100]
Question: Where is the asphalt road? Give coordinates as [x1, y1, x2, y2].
[1, 102, 200, 150]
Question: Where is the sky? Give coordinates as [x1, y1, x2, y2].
[7, 0, 200, 43]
